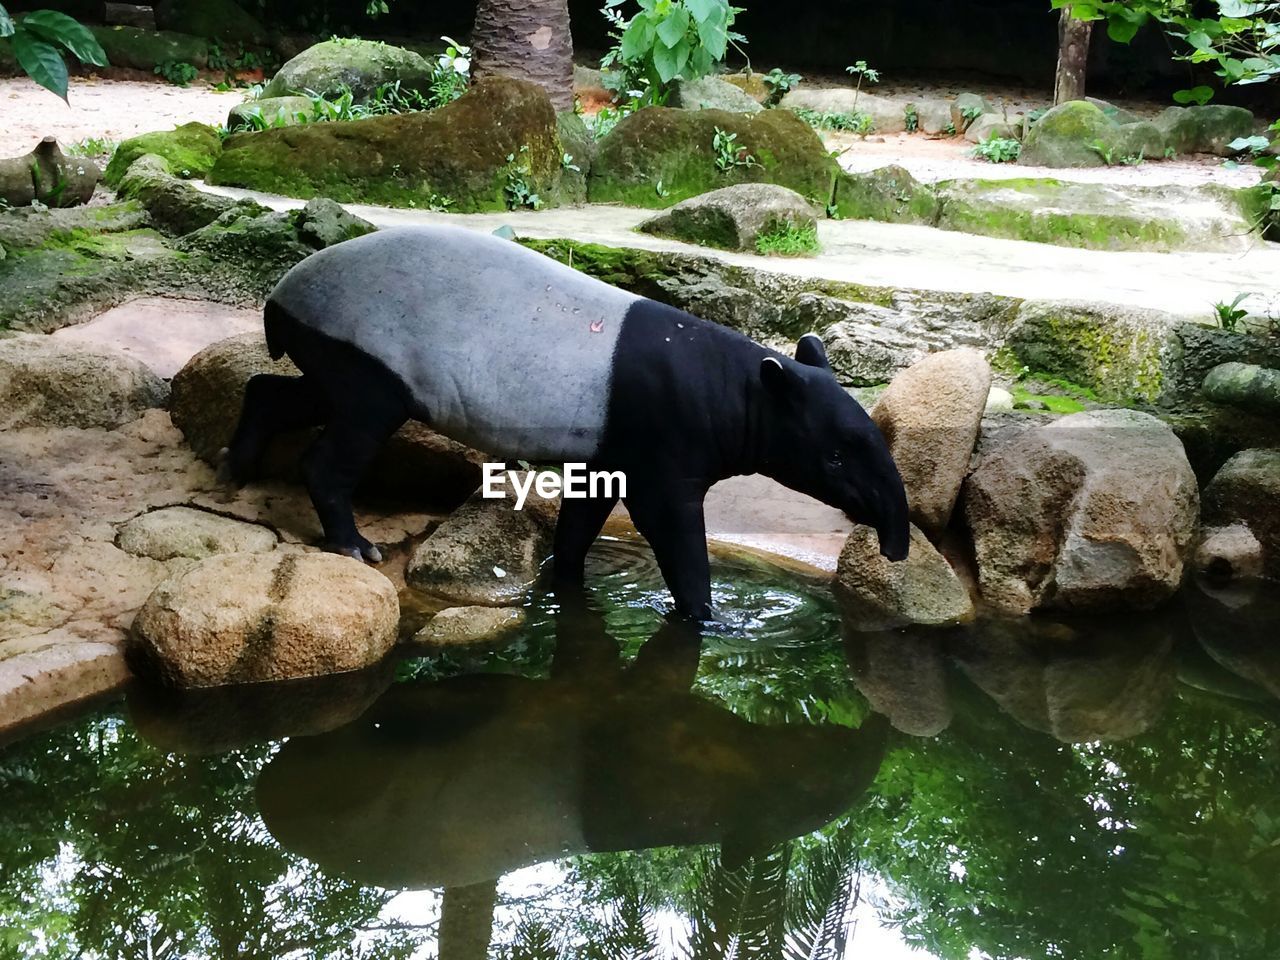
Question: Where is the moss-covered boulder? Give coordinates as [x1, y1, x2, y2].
[554, 111, 593, 205]
[116, 154, 246, 235]
[261, 38, 435, 103]
[831, 165, 938, 223]
[154, 0, 268, 47]
[89, 25, 209, 71]
[104, 122, 223, 187]
[227, 96, 314, 132]
[639, 183, 817, 252]
[1020, 100, 1164, 167]
[209, 77, 562, 211]
[589, 106, 838, 208]
[1154, 105, 1255, 156]
[0, 137, 99, 208]
[1203, 362, 1280, 415]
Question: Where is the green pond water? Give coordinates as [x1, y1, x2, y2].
[2, 539, 1279, 960]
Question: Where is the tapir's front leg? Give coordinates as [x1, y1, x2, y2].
[625, 481, 713, 621]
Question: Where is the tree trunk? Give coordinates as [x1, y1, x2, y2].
[471, 0, 575, 112]
[1053, 7, 1092, 104]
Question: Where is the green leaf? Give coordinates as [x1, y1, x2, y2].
[686, 0, 720, 23]
[697, 10, 728, 59]
[19, 10, 106, 66]
[1173, 85, 1214, 105]
[652, 40, 681, 82]
[1187, 30, 1213, 50]
[0, 5, 15, 38]
[12, 28, 69, 101]
[619, 16, 655, 60]
[655, 6, 690, 47]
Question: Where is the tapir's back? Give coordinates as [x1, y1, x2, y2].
[268, 225, 639, 459]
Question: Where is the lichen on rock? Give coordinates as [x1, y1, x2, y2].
[262, 38, 436, 103]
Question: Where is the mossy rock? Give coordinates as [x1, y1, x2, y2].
[1154, 105, 1256, 157]
[721, 72, 772, 104]
[832, 165, 938, 223]
[227, 96, 314, 132]
[1019, 100, 1165, 167]
[209, 77, 562, 212]
[638, 182, 817, 252]
[116, 154, 248, 235]
[588, 106, 838, 208]
[89, 25, 209, 71]
[154, 0, 268, 47]
[554, 111, 593, 205]
[104, 122, 223, 187]
[261, 38, 435, 103]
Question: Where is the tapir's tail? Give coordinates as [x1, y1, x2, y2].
[263, 298, 292, 361]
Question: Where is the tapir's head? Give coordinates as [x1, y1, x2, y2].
[758, 334, 910, 561]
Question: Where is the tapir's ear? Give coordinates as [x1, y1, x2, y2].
[795, 333, 829, 369]
[760, 356, 794, 398]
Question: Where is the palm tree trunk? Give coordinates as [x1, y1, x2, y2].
[472, 0, 575, 111]
[1053, 7, 1092, 104]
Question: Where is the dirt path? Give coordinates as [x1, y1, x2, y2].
[0, 77, 242, 156]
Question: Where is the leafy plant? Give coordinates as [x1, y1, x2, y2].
[0, 6, 107, 101]
[601, 0, 745, 104]
[971, 136, 1022, 163]
[585, 102, 633, 138]
[1026, 107, 1049, 124]
[844, 59, 879, 110]
[1213, 292, 1251, 331]
[1120, 149, 1146, 165]
[762, 66, 800, 104]
[712, 126, 758, 171]
[755, 220, 819, 256]
[959, 103, 983, 131]
[155, 59, 198, 86]
[793, 108, 874, 134]
[562, 152, 581, 172]
[904, 103, 919, 133]
[1229, 134, 1272, 157]
[943, 120, 957, 135]
[504, 145, 542, 209]
[430, 35, 471, 106]
[1088, 138, 1117, 165]
[65, 136, 116, 157]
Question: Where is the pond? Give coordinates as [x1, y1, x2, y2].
[2, 540, 1278, 960]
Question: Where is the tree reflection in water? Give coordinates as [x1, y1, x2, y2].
[0, 576, 1277, 960]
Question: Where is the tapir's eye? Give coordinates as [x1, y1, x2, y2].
[826, 450, 844, 468]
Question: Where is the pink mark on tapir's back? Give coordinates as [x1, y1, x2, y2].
[590, 319, 605, 333]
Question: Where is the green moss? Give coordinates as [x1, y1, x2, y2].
[588, 107, 838, 208]
[104, 123, 223, 187]
[209, 77, 561, 212]
[89, 24, 208, 72]
[755, 219, 819, 256]
[1010, 385, 1087, 414]
[832, 166, 938, 223]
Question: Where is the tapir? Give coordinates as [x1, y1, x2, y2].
[227, 225, 910, 619]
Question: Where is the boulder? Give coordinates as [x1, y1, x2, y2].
[834, 524, 974, 630]
[116, 153, 243, 235]
[0, 137, 99, 208]
[1084, 97, 1143, 125]
[831, 164, 938, 223]
[1202, 362, 1280, 415]
[913, 98, 954, 135]
[153, 0, 267, 46]
[227, 96, 315, 132]
[720, 72, 772, 104]
[638, 182, 817, 252]
[780, 88, 908, 134]
[871, 348, 992, 537]
[950, 92, 992, 132]
[0, 336, 168, 430]
[844, 631, 952, 736]
[104, 122, 223, 187]
[132, 552, 399, 687]
[406, 480, 559, 606]
[170, 332, 483, 506]
[118, 505, 278, 561]
[1020, 100, 1164, 167]
[1154, 105, 1255, 156]
[671, 76, 763, 114]
[411, 605, 527, 648]
[963, 409, 1200, 613]
[1194, 524, 1265, 582]
[210, 77, 563, 211]
[965, 113, 1021, 144]
[89, 24, 209, 71]
[555, 110, 593, 204]
[261, 38, 435, 103]
[590, 105, 838, 208]
[1202, 448, 1280, 580]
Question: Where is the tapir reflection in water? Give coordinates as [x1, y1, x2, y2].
[256, 605, 887, 889]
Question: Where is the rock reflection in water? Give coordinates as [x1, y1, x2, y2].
[256, 598, 887, 890]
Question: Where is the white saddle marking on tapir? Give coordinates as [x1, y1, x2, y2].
[269, 225, 640, 460]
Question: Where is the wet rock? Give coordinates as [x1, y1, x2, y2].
[89, 24, 209, 72]
[834, 524, 974, 629]
[781, 88, 908, 134]
[913, 98, 953, 135]
[411, 605, 527, 648]
[0, 137, 99, 208]
[1203, 362, 1280, 415]
[871, 348, 992, 537]
[963, 409, 1199, 613]
[104, 121, 222, 187]
[211, 77, 562, 212]
[1194, 524, 1264, 582]
[117, 505, 278, 561]
[1185, 577, 1280, 697]
[671, 76, 763, 114]
[0, 336, 168, 430]
[844, 631, 952, 736]
[406, 481, 559, 606]
[1154, 104, 1255, 157]
[639, 183, 817, 252]
[1019, 100, 1163, 168]
[227, 96, 314, 132]
[262, 38, 435, 103]
[1202, 448, 1280, 580]
[591, 105, 838, 207]
[132, 552, 399, 687]
[170, 332, 483, 506]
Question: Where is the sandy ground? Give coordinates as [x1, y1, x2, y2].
[0, 77, 242, 156]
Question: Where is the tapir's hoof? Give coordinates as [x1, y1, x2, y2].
[329, 539, 383, 564]
[216, 446, 255, 487]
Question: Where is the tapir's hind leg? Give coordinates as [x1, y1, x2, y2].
[224, 374, 326, 484]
